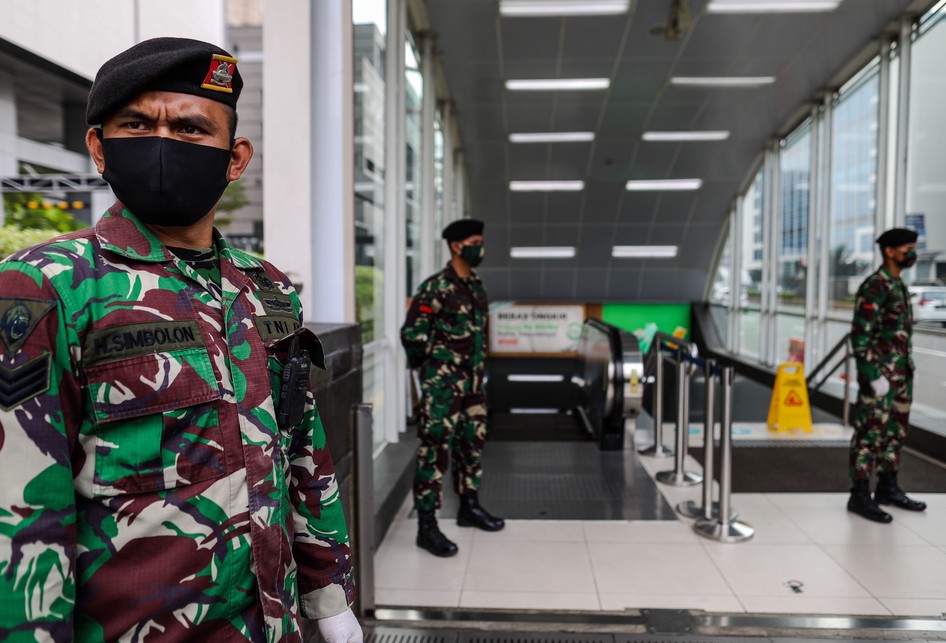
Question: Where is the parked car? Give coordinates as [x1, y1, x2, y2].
[911, 286, 946, 327]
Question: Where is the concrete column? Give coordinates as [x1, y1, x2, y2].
[0, 69, 18, 225]
[263, 0, 355, 322]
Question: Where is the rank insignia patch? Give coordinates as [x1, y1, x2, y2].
[0, 353, 51, 411]
[202, 54, 237, 93]
[0, 298, 55, 355]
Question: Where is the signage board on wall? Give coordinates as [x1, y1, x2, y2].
[489, 303, 585, 354]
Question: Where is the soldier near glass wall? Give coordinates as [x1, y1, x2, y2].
[0, 38, 362, 642]
[847, 227, 927, 523]
[400, 219, 505, 557]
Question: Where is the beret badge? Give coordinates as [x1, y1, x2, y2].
[202, 54, 238, 94]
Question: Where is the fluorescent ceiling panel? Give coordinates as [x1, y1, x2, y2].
[706, 1, 840, 12]
[506, 78, 610, 91]
[643, 131, 730, 141]
[626, 179, 702, 191]
[500, 1, 631, 17]
[509, 180, 585, 191]
[510, 132, 595, 143]
[670, 76, 775, 87]
[612, 245, 679, 258]
[510, 246, 577, 259]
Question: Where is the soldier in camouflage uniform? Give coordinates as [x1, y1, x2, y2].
[400, 219, 505, 557]
[0, 39, 362, 642]
[848, 227, 927, 523]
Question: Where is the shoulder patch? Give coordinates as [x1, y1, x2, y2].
[0, 353, 51, 411]
[0, 298, 55, 355]
[247, 269, 279, 292]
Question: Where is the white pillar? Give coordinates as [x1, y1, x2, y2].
[419, 33, 436, 280]
[263, 0, 355, 323]
[0, 69, 18, 226]
[892, 16, 912, 229]
[384, 0, 407, 441]
[442, 103, 455, 227]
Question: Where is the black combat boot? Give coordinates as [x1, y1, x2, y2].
[416, 510, 458, 557]
[875, 472, 927, 512]
[847, 479, 892, 523]
[457, 492, 505, 531]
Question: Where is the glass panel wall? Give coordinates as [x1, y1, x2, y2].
[906, 9, 946, 286]
[433, 113, 445, 268]
[775, 123, 811, 363]
[352, 0, 388, 448]
[405, 34, 423, 294]
[738, 169, 764, 358]
[709, 220, 733, 350]
[906, 6, 946, 425]
[827, 66, 880, 314]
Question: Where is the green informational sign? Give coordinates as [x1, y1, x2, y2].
[601, 303, 691, 354]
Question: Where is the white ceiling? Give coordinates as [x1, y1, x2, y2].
[424, 0, 918, 302]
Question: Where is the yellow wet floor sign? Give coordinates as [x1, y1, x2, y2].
[767, 362, 812, 433]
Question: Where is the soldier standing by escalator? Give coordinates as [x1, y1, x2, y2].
[401, 219, 505, 557]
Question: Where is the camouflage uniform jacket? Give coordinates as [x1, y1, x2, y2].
[851, 267, 914, 383]
[400, 263, 489, 377]
[0, 206, 354, 642]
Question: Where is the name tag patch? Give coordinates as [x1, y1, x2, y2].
[84, 321, 205, 366]
[255, 315, 301, 342]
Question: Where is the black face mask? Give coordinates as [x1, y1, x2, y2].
[898, 249, 917, 269]
[460, 244, 485, 267]
[101, 136, 232, 227]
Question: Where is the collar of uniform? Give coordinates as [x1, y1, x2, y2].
[878, 266, 901, 284]
[444, 261, 479, 285]
[95, 205, 173, 262]
[214, 232, 267, 273]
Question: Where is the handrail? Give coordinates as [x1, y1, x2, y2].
[809, 333, 851, 391]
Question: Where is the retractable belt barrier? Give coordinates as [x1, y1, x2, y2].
[641, 337, 754, 543]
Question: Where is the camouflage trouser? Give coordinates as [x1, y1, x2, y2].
[413, 362, 487, 512]
[850, 375, 912, 481]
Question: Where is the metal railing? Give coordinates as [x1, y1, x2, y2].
[351, 404, 375, 617]
[807, 333, 853, 427]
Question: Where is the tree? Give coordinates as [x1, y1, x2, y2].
[214, 180, 250, 230]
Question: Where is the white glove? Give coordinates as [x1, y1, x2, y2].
[870, 376, 890, 398]
[317, 608, 363, 643]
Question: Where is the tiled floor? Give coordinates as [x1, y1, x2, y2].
[374, 423, 946, 617]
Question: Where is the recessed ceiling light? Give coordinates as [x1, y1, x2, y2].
[643, 131, 730, 141]
[626, 179, 702, 191]
[510, 246, 577, 259]
[670, 76, 775, 87]
[506, 78, 610, 91]
[510, 132, 596, 143]
[612, 245, 679, 258]
[706, 1, 840, 13]
[510, 180, 585, 191]
[500, 1, 631, 17]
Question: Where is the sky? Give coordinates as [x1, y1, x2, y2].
[353, 0, 386, 34]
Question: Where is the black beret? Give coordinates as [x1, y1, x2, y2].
[876, 228, 918, 248]
[442, 219, 485, 242]
[87, 37, 243, 125]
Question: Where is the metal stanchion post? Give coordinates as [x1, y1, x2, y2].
[351, 404, 375, 617]
[677, 359, 735, 519]
[694, 366, 754, 543]
[656, 349, 702, 486]
[640, 347, 672, 457]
